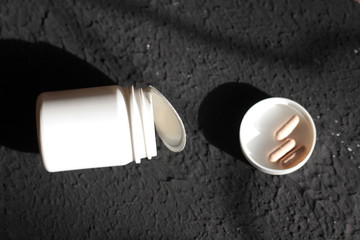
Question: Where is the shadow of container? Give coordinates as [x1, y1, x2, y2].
[198, 82, 270, 164]
[0, 40, 114, 153]
[198, 83, 272, 238]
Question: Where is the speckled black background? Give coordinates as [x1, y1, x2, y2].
[0, 0, 360, 239]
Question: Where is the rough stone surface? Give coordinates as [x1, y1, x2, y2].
[0, 0, 360, 239]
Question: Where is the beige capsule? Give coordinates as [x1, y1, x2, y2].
[280, 145, 307, 168]
[275, 114, 300, 140]
[268, 138, 296, 163]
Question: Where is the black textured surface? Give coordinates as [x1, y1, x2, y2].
[0, 0, 360, 239]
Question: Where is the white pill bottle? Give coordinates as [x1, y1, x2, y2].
[36, 85, 186, 172]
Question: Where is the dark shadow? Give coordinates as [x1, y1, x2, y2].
[198, 83, 270, 164]
[198, 83, 272, 238]
[0, 39, 115, 153]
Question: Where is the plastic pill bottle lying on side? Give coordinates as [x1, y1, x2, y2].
[36, 85, 186, 172]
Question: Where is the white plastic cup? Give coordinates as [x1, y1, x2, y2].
[36, 85, 186, 172]
[239, 97, 316, 175]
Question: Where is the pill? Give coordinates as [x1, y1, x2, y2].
[268, 138, 296, 162]
[275, 115, 300, 140]
[280, 145, 307, 168]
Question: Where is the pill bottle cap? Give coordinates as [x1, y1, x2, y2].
[239, 97, 316, 175]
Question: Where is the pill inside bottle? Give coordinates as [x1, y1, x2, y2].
[275, 114, 300, 140]
[268, 138, 296, 163]
[280, 145, 307, 169]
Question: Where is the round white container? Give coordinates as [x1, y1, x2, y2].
[239, 97, 316, 175]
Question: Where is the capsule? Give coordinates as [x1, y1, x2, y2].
[275, 115, 300, 140]
[280, 145, 307, 168]
[268, 138, 296, 162]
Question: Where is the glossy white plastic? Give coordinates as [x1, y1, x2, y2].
[36, 85, 185, 172]
[239, 97, 316, 175]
